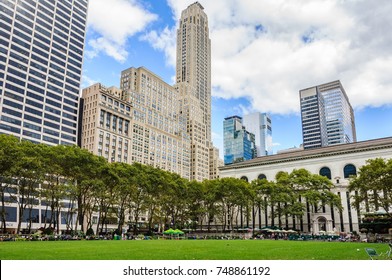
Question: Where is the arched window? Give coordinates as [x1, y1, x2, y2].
[240, 176, 248, 182]
[344, 164, 357, 178]
[257, 174, 267, 180]
[319, 167, 331, 179]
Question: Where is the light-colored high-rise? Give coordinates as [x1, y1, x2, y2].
[300, 80, 356, 149]
[81, 67, 191, 179]
[243, 112, 273, 156]
[0, 0, 88, 145]
[209, 146, 223, 179]
[176, 2, 212, 181]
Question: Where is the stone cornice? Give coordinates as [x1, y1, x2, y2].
[220, 137, 392, 170]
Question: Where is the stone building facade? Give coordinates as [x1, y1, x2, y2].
[219, 137, 392, 233]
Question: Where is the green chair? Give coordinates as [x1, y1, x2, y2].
[366, 243, 392, 260]
[385, 243, 392, 259]
[365, 248, 380, 260]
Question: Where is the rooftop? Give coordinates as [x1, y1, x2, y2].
[220, 137, 392, 170]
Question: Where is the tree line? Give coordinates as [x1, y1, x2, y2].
[2, 134, 389, 235]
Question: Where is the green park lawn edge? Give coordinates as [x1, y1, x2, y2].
[1, 239, 389, 260]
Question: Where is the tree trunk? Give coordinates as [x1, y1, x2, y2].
[0, 188, 7, 233]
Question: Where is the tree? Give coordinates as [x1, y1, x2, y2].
[251, 169, 342, 230]
[250, 178, 267, 230]
[13, 141, 46, 233]
[252, 178, 281, 227]
[60, 145, 107, 232]
[0, 135, 20, 233]
[288, 169, 342, 230]
[274, 171, 304, 229]
[129, 163, 149, 235]
[187, 180, 206, 230]
[202, 179, 221, 232]
[111, 162, 136, 234]
[160, 172, 189, 230]
[349, 158, 392, 217]
[92, 162, 116, 235]
[39, 145, 70, 234]
[218, 177, 250, 231]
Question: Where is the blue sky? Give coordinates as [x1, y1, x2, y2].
[82, 0, 392, 158]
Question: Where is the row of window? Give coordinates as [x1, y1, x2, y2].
[240, 164, 358, 182]
[0, 206, 75, 224]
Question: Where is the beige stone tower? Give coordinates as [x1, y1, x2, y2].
[176, 2, 212, 181]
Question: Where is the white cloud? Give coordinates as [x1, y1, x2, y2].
[145, 0, 392, 114]
[86, 37, 128, 63]
[141, 26, 177, 67]
[81, 74, 98, 89]
[86, 0, 157, 62]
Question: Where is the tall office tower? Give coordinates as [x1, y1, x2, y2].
[243, 112, 273, 156]
[300, 80, 356, 149]
[176, 2, 212, 181]
[223, 116, 256, 165]
[0, 0, 88, 145]
[81, 67, 191, 179]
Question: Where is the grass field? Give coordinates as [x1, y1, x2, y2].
[1, 240, 390, 260]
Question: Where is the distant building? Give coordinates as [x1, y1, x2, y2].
[209, 146, 223, 179]
[277, 145, 304, 154]
[223, 116, 256, 165]
[243, 112, 272, 156]
[300, 80, 356, 149]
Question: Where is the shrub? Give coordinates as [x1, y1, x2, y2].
[86, 228, 94, 236]
[43, 228, 54, 235]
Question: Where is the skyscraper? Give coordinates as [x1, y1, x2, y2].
[176, 2, 212, 181]
[81, 67, 191, 179]
[223, 116, 256, 165]
[300, 80, 356, 149]
[0, 0, 88, 145]
[243, 112, 273, 156]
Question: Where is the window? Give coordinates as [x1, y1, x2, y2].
[344, 164, 356, 178]
[257, 174, 267, 180]
[0, 206, 17, 222]
[240, 176, 248, 182]
[319, 167, 331, 180]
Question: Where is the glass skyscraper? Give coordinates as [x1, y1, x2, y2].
[243, 112, 273, 156]
[223, 116, 256, 165]
[0, 0, 88, 145]
[300, 80, 356, 149]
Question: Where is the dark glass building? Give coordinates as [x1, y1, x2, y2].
[223, 115, 256, 165]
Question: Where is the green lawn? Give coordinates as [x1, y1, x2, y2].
[0, 239, 389, 260]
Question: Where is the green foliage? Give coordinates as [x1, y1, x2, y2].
[86, 228, 95, 236]
[251, 168, 342, 227]
[349, 158, 392, 216]
[0, 134, 350, 236]
[43, 227, 54, 235]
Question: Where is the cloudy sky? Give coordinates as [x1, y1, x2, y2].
[82, 0, 392, 157]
